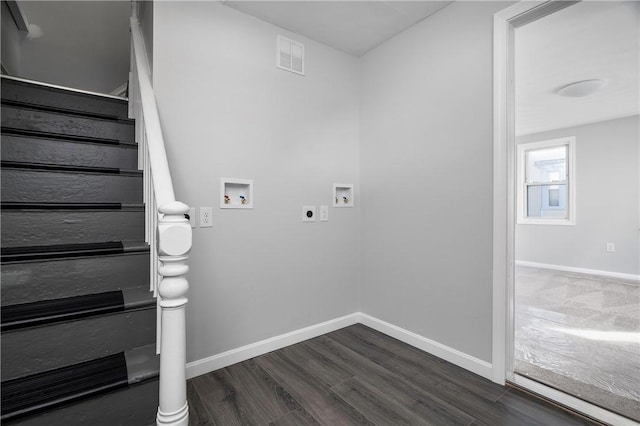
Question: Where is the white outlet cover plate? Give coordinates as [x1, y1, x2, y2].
[200, 207, 213, 227]
[302, 205, 316, 222]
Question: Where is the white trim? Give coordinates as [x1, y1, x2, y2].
[515, 260, 640, 283]
[512, 375, 638, 426]
[186, 313, 361, 379]
[516, 137, 576, 226]
[493, 0, 575, 388]
[0, 75, 128, 101]
[186, 312, 493, 382]
[359, 314, 493, 380]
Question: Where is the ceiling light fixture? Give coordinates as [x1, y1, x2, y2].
[556, 79, 607, 98]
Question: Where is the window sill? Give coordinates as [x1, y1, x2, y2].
[517, 218, 575, 226]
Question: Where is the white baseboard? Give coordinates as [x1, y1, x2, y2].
[187, 312, 493, 383]
[515, 260, 640, 283]
[358, 313, 493, 381]
[186, 313, 360, 379]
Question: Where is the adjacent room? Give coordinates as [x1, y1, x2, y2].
[512, 2, 639, 421]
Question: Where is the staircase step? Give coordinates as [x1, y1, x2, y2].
[1, 287, 154, 331]
[1, 104, 134, 143]
[1, 205, 144, 247]
[1, 353, 129, 421]
[1, 134, 138, 169]
[1, 241, 149, 263]
[1, 167, 143, 203]
[1, 344, 158, 424]
[2, 160, 121, 174]
[1, 305, 156, 380]
[1, 202, 136, 210]
[4, 375, 158, 426]
[1, 76, 129, 119]
[1, 251, 150, 305]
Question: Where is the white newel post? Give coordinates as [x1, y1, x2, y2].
[156, 201, 192, 426]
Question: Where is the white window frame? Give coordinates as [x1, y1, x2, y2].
[516, 136, 576, 225]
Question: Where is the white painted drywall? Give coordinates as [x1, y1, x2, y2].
[516, 115, 640, 275]
[1, 2, 23, 75]
[359, 1, 512, 363]
[152, 1, 360, 364]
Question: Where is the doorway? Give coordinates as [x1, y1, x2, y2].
[493, 1, 639, 425]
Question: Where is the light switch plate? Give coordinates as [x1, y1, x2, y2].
[319, 205, 329, 222]
[302, 205, 316, 222]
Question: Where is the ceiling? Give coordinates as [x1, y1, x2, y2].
[223, 1, 453, 57]
[515, 1, 639, 136]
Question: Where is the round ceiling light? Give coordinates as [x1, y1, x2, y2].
[556, 79, 607, 98]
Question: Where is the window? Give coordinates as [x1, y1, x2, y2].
[517, 137, 575, 225]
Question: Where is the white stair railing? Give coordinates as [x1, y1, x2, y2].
[129, 14, 191, 426]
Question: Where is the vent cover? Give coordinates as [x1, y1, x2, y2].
[277, 35, 304, 76]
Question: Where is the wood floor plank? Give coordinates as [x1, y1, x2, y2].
[333, 375, 465, 426]
[351, 325, 506, 402]
[269, 408, 321, 426]
[225, 359, 301, 423]
[188, 325, 599, 426]
[383, 357, 525, 425]
[326, 325, 397, 364]
[190, 369, 255, 425]
[255, 350, 374, 426]
[281, 338, 355, 387]
[494, 389, 600, 426]
[307, 335, 475, 425]
[187, 381, 215, 426]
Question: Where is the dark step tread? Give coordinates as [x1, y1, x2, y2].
[1, 161, 140, 176]
[0, 376, 158, 426]
[1, 291, 123, 331]
[1, 353, 129, 421]
[1, 128, 137, 147]
[1, 103, 134, 124]
[1, 242, 149, 263]
[1, 202, 143, 210]
[1, 75, 129, 118]
[1, 288, 155, 331]
[1, 99, 122, 121]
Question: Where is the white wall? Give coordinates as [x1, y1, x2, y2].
[152, 1, 360, 364]
[359, 1, 511, 363]
[516, 115, 640, 275]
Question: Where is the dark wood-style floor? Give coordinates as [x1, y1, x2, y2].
[187, 324, 599, 425]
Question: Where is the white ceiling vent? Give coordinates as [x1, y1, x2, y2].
[277, 35, 304, 76]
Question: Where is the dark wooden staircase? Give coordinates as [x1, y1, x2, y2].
[1, 77, 159, 425]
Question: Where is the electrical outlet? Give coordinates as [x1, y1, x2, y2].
[200, 207, 213, 228]
[606, 243, 615, 252]
[320, 205, 329, 222]
[188, 207, 196, 228]
[302, 205, 316, 222]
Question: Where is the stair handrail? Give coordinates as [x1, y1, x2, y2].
[129, 14, 191, 426]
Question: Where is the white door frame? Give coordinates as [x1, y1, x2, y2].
[492, 2, 637, 425]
